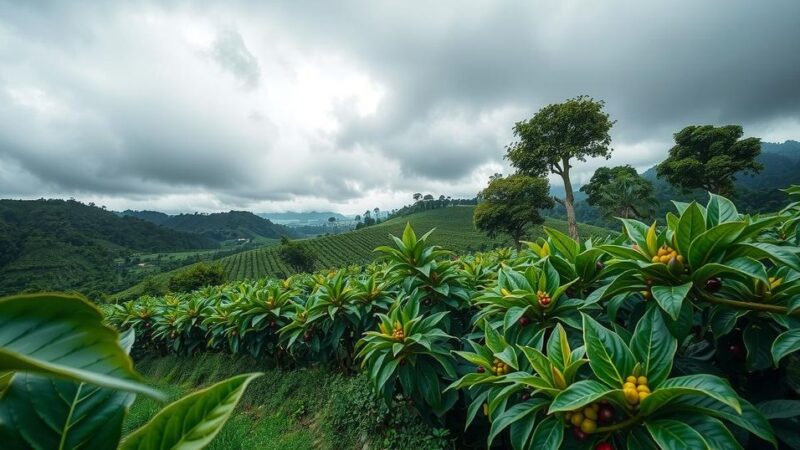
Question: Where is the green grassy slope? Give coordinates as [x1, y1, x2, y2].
[115, 206, 611, 299]
[127, 354, 445, 450]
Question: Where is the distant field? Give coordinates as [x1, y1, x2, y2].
[115, 206, 612, 299]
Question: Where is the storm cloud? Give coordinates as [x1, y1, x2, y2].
[0, 0, 798, 213]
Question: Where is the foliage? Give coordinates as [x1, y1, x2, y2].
[506, 95, 615, 240]
[123, 209, 297, 241]
[278, 236, 318, 273]
[581, 165, 658, 220]
[474, 174, 555, 250]
[0, 292, 258, 450]
[167, 262, 227, 293]
[656, 124, 762, 197]
[106, 186, 800, 449]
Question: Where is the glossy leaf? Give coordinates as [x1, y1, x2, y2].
[772, 329, 800, 366]
[646, 419, 710, 449]
[651, 282, 692, 321]
[120, 373, 262, 450]
[582, 314, 635, 388]
[528, 415, 563, 450]
[630, 307, 677, 387]
[548, 380, 613, 412]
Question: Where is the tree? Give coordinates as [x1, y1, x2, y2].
[656, 125, 762, 197]
[354, 214, 361, 222]
[473, 174, 554, 250]
[581, 165, 657, 220]
[413, 193, 422, 202]
[328, 216, 336, 226]
[423, 194, 434, 201]
[168, 262, 226, 293]
[277, 236, 317, 273]
[506, 95, 614, 240]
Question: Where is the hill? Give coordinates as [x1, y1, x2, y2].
[115, 206, 612, 299]
[258, 211, 350, 224]
[122, 210, 296, 242]
[0, 199, 215, 298]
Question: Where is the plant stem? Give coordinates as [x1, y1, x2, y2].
[697, 291, 800, 317]
[595, 414, 642, 433]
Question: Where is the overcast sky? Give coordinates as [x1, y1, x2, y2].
[1, 1, 798, 214]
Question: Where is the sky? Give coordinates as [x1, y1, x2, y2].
[1, 1, 799, 215]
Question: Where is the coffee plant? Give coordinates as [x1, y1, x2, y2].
[96, 187, 800, 448]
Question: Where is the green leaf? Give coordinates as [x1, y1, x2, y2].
[581, 314, 635, 388]
[639, 374, 741, 416]
[684, 415, 742, 450]
[488, 399, 547, 446]
[544, 227, 579, 261]
[744, 323, 779, 371]
[708, 307, 745, 339]
[675, 202, 706, 257]
[0, 329, 138, 450]
[0, 293, 161, 399]
[731, 242, 800, 272]
[687, 222, 746, 269]
[669, 395, 776, 447]
[706, 193, 739, 227]
[758, 400, 800, 419]
[651, 282, 693, 321]
[630, 307, 677, 387]
[548, 380, 613, 412]
[692, 257, 769, 286]
[772, 329, 800, 366]
[120, 373, 263, 450]
[529, 415, 563, 450]
[646, 419, 710, 449]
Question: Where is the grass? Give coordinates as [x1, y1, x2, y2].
[115, 206, 612, 299]
[125, 354, 444, 450]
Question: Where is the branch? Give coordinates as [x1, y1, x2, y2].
[596, 414, 643, 434]
[553, 196, 565, 206]
[697, 291, 800, 317]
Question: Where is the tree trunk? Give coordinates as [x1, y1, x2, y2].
[561, 161, 580, 241]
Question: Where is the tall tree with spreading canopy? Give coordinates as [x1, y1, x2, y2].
[473, 174, 554, 250]
[581, 165, 657, 220]
[656, 124, 762, 197]
[506, 95, 614, 240]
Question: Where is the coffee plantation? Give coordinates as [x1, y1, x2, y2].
[4, 188, 800, 449]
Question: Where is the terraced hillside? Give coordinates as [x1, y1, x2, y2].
[219, 206, 612, 280]
[114, 206, 612, 300]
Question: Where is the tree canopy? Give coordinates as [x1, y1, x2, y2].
[278, 236, 317, 273]
[581, 165, 657, 220]
[473, 174, 554, 250]
[506, 95, 614, 240]
[656, 124, 762, 197]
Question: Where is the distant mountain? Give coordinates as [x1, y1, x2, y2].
[0, 199, 215, 298]
[123, 210, 297, 241]
[258, 211, 351, 224]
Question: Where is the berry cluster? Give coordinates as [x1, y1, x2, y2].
[492, 358, 510, 375]
[623, 375, 650, 407]
[640, 278, 653, 300]
[566, 402, 615, 440]
[537, 290, 552, 308]
[651, 245, 683, 264]
[391, 321, 405, 341]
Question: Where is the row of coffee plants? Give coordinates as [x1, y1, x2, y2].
[106, 189, 800, 449]
[0, 293, 260, 449]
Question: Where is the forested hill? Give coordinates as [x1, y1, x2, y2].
[122, 210, 297, 242]
[0, 199, 215, 297]
[642, 139, 800, 214]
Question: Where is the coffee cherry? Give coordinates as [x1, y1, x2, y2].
[519, 316, 531, 327]
[572, 426, 587, 440]
[705, 277, 722, 292]
[596, 443, 614, 450]
[595, 260, 605, 271]
[729, 344, 744, 360]
[477, 366, 485, 373]
[520, 393, 530, 401]
[598, 404, 615, 423]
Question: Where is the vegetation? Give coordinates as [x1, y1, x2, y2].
[115, 206, 612, 300]
[507, 95, 615, 240]
[0, 199, 215, 298]
[122, 209, 296, 242]
[278, 237, 318, 273]
[474, 174, 555, 250]
[108, 187, 800, 449]
[581, 165, 657, 220]
[167, 262, 227, 293]
[656, 125, 762, 197]
[0, 292, 256, 449]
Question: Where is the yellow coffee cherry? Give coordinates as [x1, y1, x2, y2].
[623, 382, 636, 390]
[638, 391, 650, 402]
[637, 385, 651, 394]
[651, 255, 660, 263]
[570, 412, 584, 426]
[580, 418, 597, 434]
[583, 407, 598, 420]
[565, 411, 573, 420]
[624, 388, 639, 405]
[637, 376, 648, 386]
[626, 376, 637, 384]
[590, 403, 599, 412]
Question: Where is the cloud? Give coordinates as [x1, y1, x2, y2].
[0, 0, 798, 214]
